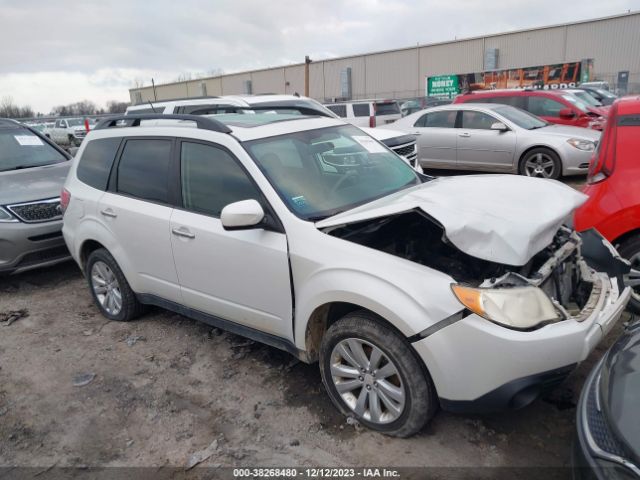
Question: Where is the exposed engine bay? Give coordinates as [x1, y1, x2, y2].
[323, 210, 602, 318]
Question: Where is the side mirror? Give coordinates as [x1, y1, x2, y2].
[221, 199, 265, 230]
[490, 122, 509, 132]
[559, 108, 576, 119]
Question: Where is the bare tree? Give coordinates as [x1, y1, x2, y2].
[51, 100, 98, 116]
[106, 100, 130, 114]
[0, 96, 35, 118]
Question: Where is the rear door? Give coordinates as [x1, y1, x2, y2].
[411, 110, 457, 167]
[456, 110, 516, 170]
[97, 137, 182, 303]
[169, 138, 293, 338]
[350, 103, 371, 127]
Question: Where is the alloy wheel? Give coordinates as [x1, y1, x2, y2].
[91, 261, 123, 315]
[330, 338, 406, 424]
[524, 153, 557, 178]
[624, 251, 640, 304]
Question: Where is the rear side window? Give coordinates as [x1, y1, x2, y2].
[527, 97, 565, 117]
[180, 142, 261, 217]
[177, 104, 242, 115]
[77, 138, 121, 190]
[126, 106, 165, 115]
[352, 104, 370, 117]
[481, 96, 526, 109]
[414, 111, 456, 128]
[326, 105, 347, 117]
[375, 102, 400, 116]
[117, 139, 172, 203]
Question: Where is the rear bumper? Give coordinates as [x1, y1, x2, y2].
[0, 220, 70, 275]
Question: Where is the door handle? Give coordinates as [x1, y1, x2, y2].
[172, 227, 195, 239]
[100, 208, 117, 218]
[411, 131, 422, 136]
[458, 132, 471, 138]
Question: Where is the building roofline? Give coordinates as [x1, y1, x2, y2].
[130, 9, 640, 93]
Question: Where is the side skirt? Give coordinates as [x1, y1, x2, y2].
[136, 293, 310, 363]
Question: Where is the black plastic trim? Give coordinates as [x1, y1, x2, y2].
[440, 364, 576, 414]
[407, 309, 465, 343]
[94, 114, 232, 134]
[136, 293, 306, 361]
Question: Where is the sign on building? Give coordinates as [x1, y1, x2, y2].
[426, 75, 459, 98]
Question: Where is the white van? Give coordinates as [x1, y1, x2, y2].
[324, 100, 402, 128]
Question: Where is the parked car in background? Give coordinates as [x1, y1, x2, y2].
[126, 95, 421, 172]
[63, 112, 629, 437]
[391, 103, 599, 179]
[453, 89, 607, 130]
[400, 98, 452, 116]
[580, 81, 611, 91]
[563, 89, 610, 116]
[573, 320, 640, 479]
[324, 99, 402, 128]
[0, 119, 72, 274]
[50, 118, 90, 147]
[577, 86, 618, 106]
[574, 96, 640, 312]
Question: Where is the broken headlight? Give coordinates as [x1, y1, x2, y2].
[451, 284, 560, 330]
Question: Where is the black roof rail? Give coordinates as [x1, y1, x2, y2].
[94, 114, 233, 134]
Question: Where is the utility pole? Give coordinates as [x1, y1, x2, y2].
[304, 56, 312, 97]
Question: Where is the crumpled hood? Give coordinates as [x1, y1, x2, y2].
[317, 175, 587, 266]
[0, 162, 70, 205]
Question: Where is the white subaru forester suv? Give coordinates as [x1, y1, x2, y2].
[62, 113, 631, 437]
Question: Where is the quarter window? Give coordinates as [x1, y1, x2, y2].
[326, 105, 347, 117]
[180, 142, 261, 217]
[117, 139, 172, 203]
[352, 104, 370, 117]
[414, 111, 456, 128]
[77, 138, 121, 190]
[461, 111, 498, 130]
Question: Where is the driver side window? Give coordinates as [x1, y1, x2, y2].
[180, 141, 261, 218]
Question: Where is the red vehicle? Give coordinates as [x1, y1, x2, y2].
[453, 89, 606, 130]
[574, 96, 640, 312]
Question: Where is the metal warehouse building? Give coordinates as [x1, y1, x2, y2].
[129, 10, 640, 104]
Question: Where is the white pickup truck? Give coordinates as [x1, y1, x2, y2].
[49, 118, 90, 147]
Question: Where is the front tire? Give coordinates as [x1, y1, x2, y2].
[519, 148, 562, 180]
[617, 235, 640, 314]
[85, 248, 144, 322]
[319, 310, 437, 437]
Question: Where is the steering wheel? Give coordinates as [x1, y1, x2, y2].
[329, 170, 359, 196]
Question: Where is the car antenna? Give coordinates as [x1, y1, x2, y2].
[147, 101, 158, 113]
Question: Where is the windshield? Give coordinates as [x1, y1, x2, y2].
[244, 125, 421, 220]
[596, 89, 617, 99]
[0, 128, 67, 172]
[561, 94, 591, 113]
[493, 106, 548, 129]
[66, 119, 83, 127]
[572, 91, 602, 107]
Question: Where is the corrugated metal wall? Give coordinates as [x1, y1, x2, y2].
[130, 11, 640, 104]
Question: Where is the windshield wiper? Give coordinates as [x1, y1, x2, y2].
[528, 125, 546, 130]
[1, 165, 36, 172]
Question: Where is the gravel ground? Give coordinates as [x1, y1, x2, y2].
[0, 173, 627, 477]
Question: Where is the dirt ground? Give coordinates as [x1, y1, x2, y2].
[1, 174, 628, 477]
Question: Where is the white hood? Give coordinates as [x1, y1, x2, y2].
[317, 175, 587, 266]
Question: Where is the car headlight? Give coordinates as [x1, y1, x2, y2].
[0, 206, 18, 223]
[451, 284, 560, 330]
[567, 138, 595, 151]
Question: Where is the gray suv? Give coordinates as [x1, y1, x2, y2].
[0, 119, 72, 274]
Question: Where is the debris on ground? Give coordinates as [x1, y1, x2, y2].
[185, 438, 219, 470]
[72, 373, 96, 387]
[125, 335, 146, 347]
[289, 439, 300, 447]
[1, 309, 29, 327]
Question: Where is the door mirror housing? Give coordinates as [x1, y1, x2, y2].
[559, 108, 576, 119]
[221, 199, 265, 230]
[490, 122, 509, 132]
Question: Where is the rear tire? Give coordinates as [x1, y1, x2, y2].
[319, 310, 437, 437]
[616, 235, 640, 314]
[518, 148, 562, 180]
[85, 248, 145, 322]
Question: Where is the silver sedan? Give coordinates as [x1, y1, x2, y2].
[391, 103, 600, 179]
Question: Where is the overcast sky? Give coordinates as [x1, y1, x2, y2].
[0, 0, 638, 113]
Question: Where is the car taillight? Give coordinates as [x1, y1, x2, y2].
[587, 104, 618, 185]
[60, 188, 71, 214]
[369, 115, 376, 128]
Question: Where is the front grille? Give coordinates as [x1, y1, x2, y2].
[392, 143, 416, 158]
[586, 378, 626, 457]
[7, 198, 62, 223]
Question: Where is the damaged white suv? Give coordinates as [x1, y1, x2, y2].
[62, 113, 631, 437]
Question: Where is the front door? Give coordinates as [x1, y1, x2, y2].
[456, 110, 516, 170]
[170, 139, 293, 338]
